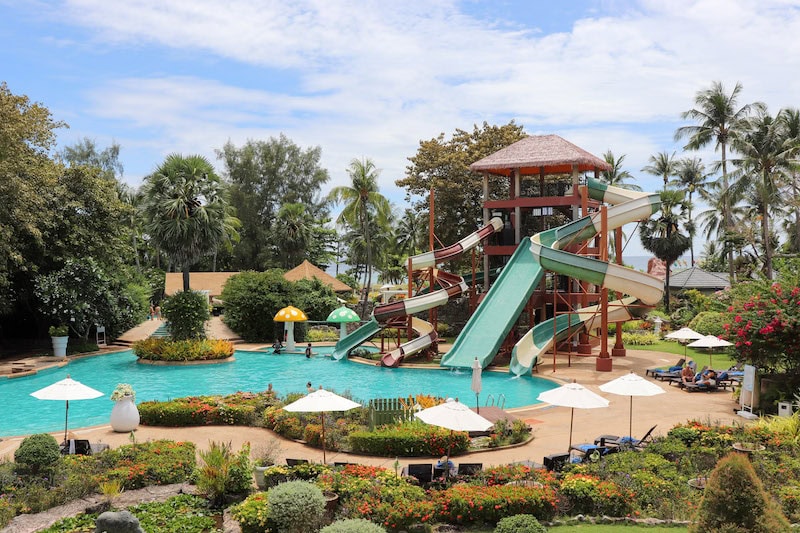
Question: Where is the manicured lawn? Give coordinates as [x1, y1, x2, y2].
[550, 525, 688, 532]
[629, 340, 737, 370]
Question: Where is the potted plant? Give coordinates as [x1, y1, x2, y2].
[252, 439, 282, 490]
[49, 325, 69, 357]
[109, 383, 139, 432]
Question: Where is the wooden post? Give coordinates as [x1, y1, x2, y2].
[596, 205, 612, 371]
[612, 226, 627, 356]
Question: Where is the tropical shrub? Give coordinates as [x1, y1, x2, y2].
[139, 390, 275, 427]
[349, 421, 470, 456]
[321, 518, 388, 533]
[688, 311, 726, 337]
[340, 475, 431, 531]
[132, 337, 234, 361]
[558, 472, 633, 516]
[95, 440, 196, 489]
[231, 492, 270, 533]
[267, 480, 326, 533]
[14, 434, 60, 474]
[195, 441, 252, 506]
[307, 326, 340, 342]
[432, 483, 559, 524]
[161, 290, 209, 340]
[494, 514, 547, 533]
[221, 270, 296, 342]
[621, 332, 660, 345]
[691, 452, 790, 532]
[0, 496, 12, 529]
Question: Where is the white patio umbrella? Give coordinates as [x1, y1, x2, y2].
[30, 374, 104, 443]
[664, 327, 705, 357]
[415, 398, 493, 433]
[537, 381, 609, 449]
[471, 357, 482, 414]
[283, 388, 361, 463]
[599, 372, 665, 440]
[687, 335, 734, 367]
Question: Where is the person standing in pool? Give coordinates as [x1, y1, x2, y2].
[306, 381, 314, 393]
[305, 343, 313, 358]
[272, 339, 283, 354]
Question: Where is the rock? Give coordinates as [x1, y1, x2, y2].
[95, 510, 144, 533]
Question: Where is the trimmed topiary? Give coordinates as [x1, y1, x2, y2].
[14, 433, 61, 474]
[161, 290, 209, 340]
[321, 518, 388, 533]
[691, 452, 791, 532]
[495, 514, 547, 533]
[267, 480, 325, 533]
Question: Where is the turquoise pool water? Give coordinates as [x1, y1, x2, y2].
[0, 348, 557, 437]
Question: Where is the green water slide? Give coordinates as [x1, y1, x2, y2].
[440, 237, 543, 369]
[330, 317, 381, 361]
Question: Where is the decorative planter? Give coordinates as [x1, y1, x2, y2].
[688, 477, 707, 490]
[253, 466, 270, 490]
[110, 395, 140, 432]
[732, 442, 765, 453]
[51, 336, 69, 357]
[324, 491, 339, 512]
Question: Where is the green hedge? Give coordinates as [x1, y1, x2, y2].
[132, 338, 234, 361]
[139, 391, 277, 427]
[348, 421, 470, 457]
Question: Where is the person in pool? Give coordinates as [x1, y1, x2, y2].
[305, 343, 313, 358]
[272, 339, 283, 354]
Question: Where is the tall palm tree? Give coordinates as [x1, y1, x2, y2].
[272, 202, 314, 269]
[674, 81, 764, 280]
[640, 189, 692, 312]
[142, 154, 239, 292]
[779, 108, 800, 253]
[600, 150, 642, 191]
[395, 208, 425, 256]
[671, 157, 708, 265]
[328, 158, 391, 316]
[730, 109, 792, 279]
[641, 151, 678, 191]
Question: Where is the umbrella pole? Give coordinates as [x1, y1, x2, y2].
[568, 407, 574, 449]
[321, 413, 326, 464]
[476, 393, 480, 414]
[64, 399, 69, 444]
[629, 396, 633, 439]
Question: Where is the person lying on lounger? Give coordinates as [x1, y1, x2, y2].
[681, 364, 696, 385]
[699, 369, 717, 386]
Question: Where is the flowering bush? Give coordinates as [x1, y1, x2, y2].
[139, 390, 276, 427]
[559, 472, 633, 516]
[723, 272, 800, 374]
[110, 383, 135, 402]
[133, 338, 234, 361]
[231, 492, 270, 533]
[94, 440, 196, 490]
[432, 483, 559, 524]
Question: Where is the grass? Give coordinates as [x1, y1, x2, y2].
[628, 340, 737, 370]
[550, 526, 688, 532]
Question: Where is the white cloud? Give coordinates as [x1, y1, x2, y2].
[44, 0, 800, 256]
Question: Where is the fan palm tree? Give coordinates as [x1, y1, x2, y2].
[142, 154, 239, 291]
[671, 157, 708, 265]
[674, 81, 764, 280]
[642, 151, 678, 191]
[640, 189, 692, 312]
[272, 202, 314, 269]
[730, 109, 792, 279]
[328, 158, 391, 316]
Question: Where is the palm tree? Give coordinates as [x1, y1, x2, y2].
[396, 209, 425, 256]
[674, 81, 764, 280]
[640, 189, 692, 312]
[142, 154, 239, 292]
[272, 202, 314, 269]
[779, 108, 800, 253]
[641, 151, 678, 191]
[600, 150, 642, 190]
[328, 158, 391, 316]
[730, 109, 791, 279]
[671, 157, 708, 265]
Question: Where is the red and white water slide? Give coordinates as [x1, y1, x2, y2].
[331, 217, 503, 365]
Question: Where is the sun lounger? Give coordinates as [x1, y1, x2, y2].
[456, 463, 483, 476]
[646, 358, 685, 377]
[406, 463, 434, 484]
[286, 458, 309, 466]
[594, 425, 657, 450]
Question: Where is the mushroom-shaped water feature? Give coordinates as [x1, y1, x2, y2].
[274, 306, 308, 352]
[326, 306, 361, 340]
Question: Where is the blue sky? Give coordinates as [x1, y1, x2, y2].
[3, 0, 800, 257]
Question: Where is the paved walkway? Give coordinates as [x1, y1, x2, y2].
[0, 319, 750, 470]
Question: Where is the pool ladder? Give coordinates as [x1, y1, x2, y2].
[484, 394, 506, 410]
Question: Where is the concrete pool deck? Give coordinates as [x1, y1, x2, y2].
[0, 318, 749, 469]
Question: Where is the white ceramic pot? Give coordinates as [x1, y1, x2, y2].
[51, 336, 68, 357]
[110, 395, 140, 432]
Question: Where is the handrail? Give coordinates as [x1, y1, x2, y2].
[485, 394, 495, 407]
[497, 394, 506, 410]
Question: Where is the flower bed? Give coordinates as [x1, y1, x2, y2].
[132, 338, 234, 362]
[139, 390, 277, 427]
[348, 421, 470, 457]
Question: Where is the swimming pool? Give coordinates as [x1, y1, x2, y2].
[0, 348, 558, 437]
